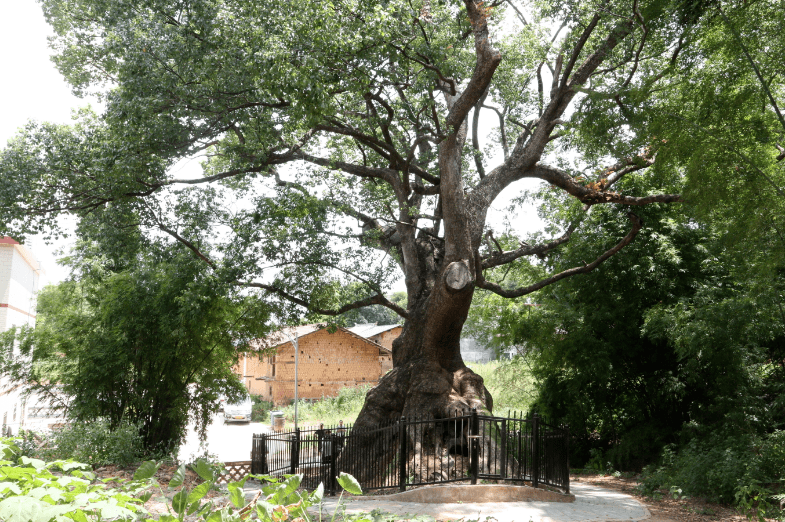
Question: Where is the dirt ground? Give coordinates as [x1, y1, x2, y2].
[94, 462, 226, 518]
[571, 473, 777, 522]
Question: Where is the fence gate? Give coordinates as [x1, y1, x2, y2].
[251, 410, 569, 495]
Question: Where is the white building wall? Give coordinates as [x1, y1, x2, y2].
[0, 239, 42, 435]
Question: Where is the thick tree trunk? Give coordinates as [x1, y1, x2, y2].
[339, 270, 498, 483]
[354, 284, 491, 432]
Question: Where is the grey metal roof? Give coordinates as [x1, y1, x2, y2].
[347, 323, 402, 339]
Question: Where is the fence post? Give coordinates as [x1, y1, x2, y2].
[251, 434, 257, 475]
[290, 428, 300, 475]
[398, 416, 407, 492]
[565, 424, 570, 495]
[500, 419, 507, 479]
[329, 435, 337, 496]
[532, 413, 539, 488]
[470, 408, 479, 485]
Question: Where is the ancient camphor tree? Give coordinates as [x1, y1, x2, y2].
[2, 0, 694, 429]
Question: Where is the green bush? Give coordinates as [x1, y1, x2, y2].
[640, 433, 751, 503]
[251, 396, 274, 423]
[640, 430, 785, 519]
[35, 418, 146, 467]
[751, 430, 785, 484]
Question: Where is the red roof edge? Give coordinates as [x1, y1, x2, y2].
[0, 237, 20, 245]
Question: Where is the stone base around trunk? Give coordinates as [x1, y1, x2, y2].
[359, 484, 575, 503]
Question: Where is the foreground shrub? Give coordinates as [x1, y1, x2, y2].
[35, 418, 146, 467]
[0, 435, 368, 522]
[640, 430, 785, 520]
[0, 437, 152, 522]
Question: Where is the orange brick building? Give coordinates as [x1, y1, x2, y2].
[346, 323, 401, 373]
[236, 324, 396, 405]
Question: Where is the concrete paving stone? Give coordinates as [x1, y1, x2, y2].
[305, 483, 650, 522]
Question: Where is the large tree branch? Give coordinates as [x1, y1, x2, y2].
[271, 170, 405, 262]
[560, 12, 603, 89]
[470, 17, 638, 214]
[533, 163, 682, 205]
[314, 122, 441, 185]
[237, 281, 409, 318]
[156, 213, 408, 318]
[482, 221, 579, 269]
[444, 1, 502, 131]
[477, 212, 643, 298]
[296, 151, 401, 187]
[472, 88, 490, 178]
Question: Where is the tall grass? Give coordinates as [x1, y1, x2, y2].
[468, 359, 536, 417]
[253, 384, 371, 429]
[254, 359, 535, 429]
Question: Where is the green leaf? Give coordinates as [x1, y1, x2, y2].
[59, 462, 90, 472]
[280, 474, 302, 501]
[190, 460, 215, 482]
[0, 482, 22, 495]
[133, 461, 160, 481]
[186, 481, 210, 505]
[337, 473, 362, 495]
[98, 504, 135, 520]
[0, 466, 36, 480]
[255, 501, 275, 520]
[204, 510, 224, 522]
[19, 457, 46, 471]
[74, 471, 95, 481]
[311, 482, 324, 503]
[171, 490, 188, 515]
[40, 505, 83, 522]
[64, 509, 89, 522]
[168, 464, 187, 489]
[0, 497, 47, 522]
[227, 483, 245, 509]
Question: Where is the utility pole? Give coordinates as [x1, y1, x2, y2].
[282, 327, 300, 430]
[294, 329, 299, 431]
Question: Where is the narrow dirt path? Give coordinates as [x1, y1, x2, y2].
[571, 474, 762, 522]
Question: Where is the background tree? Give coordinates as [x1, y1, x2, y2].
[0, 238, 272, 452]
[3, 0, 771, 439]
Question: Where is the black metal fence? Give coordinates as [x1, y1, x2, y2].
[251, 410, 569, 496]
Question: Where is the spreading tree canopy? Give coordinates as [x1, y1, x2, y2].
[0, 238, 270, 451]
[2, 0, 782, 437]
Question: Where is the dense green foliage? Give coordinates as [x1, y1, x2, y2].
[30, 419, 146, 468]
[0, 240, 272, 453]
[464, 0, 785, 508]
[468, 201, 785, 506]
[0, 438, 153, 522]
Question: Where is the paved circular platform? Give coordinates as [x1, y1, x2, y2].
[308, 483, 651, 522]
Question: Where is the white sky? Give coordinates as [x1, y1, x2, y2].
[1, 1, 544, 292]
[1, 2, 94, 286]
